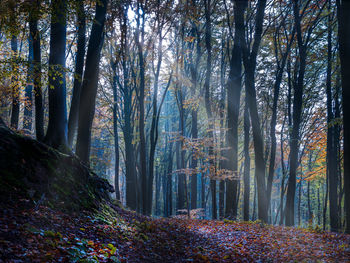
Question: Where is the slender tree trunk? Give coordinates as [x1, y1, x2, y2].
[10, 35, 19, 130]
[29, 4, 44, 141]
[204, 0, 217, 219]
[267, 28, 295, 211]
[111, 60, 120, 201]
[76, 0, 108, 162]
[166, 140, 174, 217]
[219, 30, 226, 220]
[45, 0, 68, 149]
[279, 116, 287, 225]
[252, 178, 257, 221]
[155, 168, 161, 215]
[225, 0, 246, 219]
[298, 176, 302, 226]
[189, 0, 201, 212]
[191, 108, 198, 210]
[118, 3, 137, 210]
[23, 34, 34, 132]
[323, 178, 328, 230]
[243, 98, 250, 221]
[307, 181, 312, 221]
[135, 6, 148, 215]
[285, 1, 306, 226]
[242, 0, 268, 222]
[67, 0, 86, 147]
[317, 187, 321, 225]
[326, 0, 339, 232]
[337, 0, 350, 235]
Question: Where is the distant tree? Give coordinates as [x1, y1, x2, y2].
[285, 0, 325, 226]
[10, 34, 19, 130]
[23, 32, 34, 132]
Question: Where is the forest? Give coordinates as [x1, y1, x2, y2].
[1, 0, 350, 262]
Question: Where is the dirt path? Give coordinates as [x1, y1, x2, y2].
[1, 202, 349, 262]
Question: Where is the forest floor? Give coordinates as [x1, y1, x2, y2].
[1, 200, 350, 262]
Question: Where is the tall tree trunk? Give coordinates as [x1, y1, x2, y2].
[29, 3, 44, 141]
[191, 108, 198, 210]
[219, 34, 226, 220]
[135, 5, 148, 215]
[111, 59, 120, 201]
[67, 0, 86, 147]
[279, 118, 287, 225]
[241, 0, 268, 222]
[45, 0, 68, 149]
[190, 53, 200, 210]
[117, 3, 137, 210]
[204, 0, 216, 219]
[326, 0, 339, 232]
[10, 35, 19, 130]
[267, 26, 295, 211]
[225, 0, 246, 219]
[176, 110, 186, 211]
[76, 0, 108, 163]
[175, 27, 186, 212]
[243, 98, 250, 221]
[147, 28, 171, 215]
[23, 33, 34, 132]
[285, 1, 306, 226]
[337, 0, 350, 234]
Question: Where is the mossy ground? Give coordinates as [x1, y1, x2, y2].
[0, 124, 113, 211]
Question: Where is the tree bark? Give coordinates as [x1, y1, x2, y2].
[326, 0, 339, 232]
[225, 0, 246, 219]
[67, 0, 86, 147]
[23, 33, 34, 132]
[10, 35, 19, 130]
[111, 58, 120, 201]
[243, 98, 250, 221]
[285, 1, 307, 226]
[337, 0, 350, 232]
[204, 0, 217, 220]
[135, 4, 148, 215]
[76, 0, 108, 163]
[241, 0, 268, 222]
[29, 3, 44, 141]
[45, 0, 68, 149]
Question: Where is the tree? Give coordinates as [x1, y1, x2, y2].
[285, 0, 325, 226]
[67, 0, 86, 147]
[266, 3, 295, 217]
[45, 0, 68, 149]
[225, 0, 246, 219]
[10, 34, 19, 129]
[29, 0, 44, 141]
[326, 0, 339, 232]
[76, 0, 108, 163]
[241, 0, 268, 222]
[337, 0, 350, 234]
[23, 31, 34, 132]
